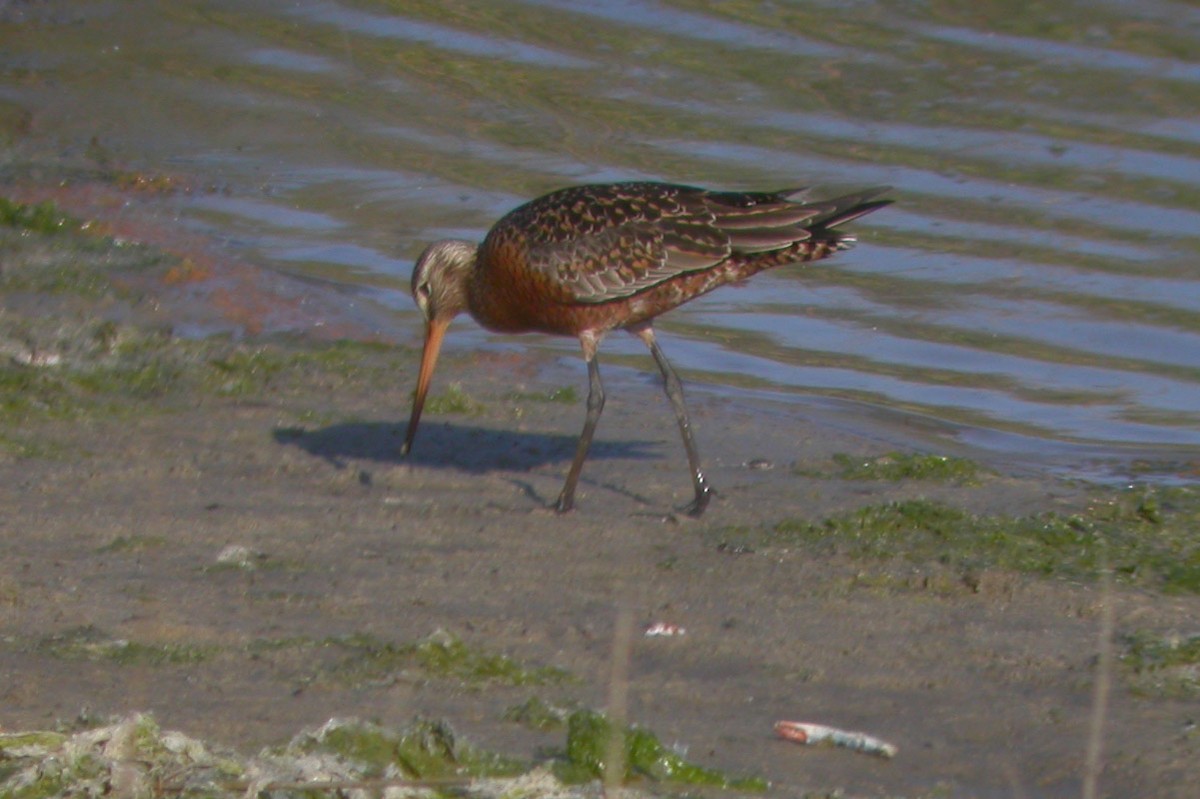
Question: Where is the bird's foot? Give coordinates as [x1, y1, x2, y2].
[553, 493, 576, 514]
[680, 485, 714, 518]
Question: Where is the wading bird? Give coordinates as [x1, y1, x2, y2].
[402, 181, 890, 516]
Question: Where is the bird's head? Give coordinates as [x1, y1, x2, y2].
[410, 239, 476, 322]
[403, 239, 477, 456]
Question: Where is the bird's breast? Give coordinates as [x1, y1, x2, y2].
[466, 245, 578, 335]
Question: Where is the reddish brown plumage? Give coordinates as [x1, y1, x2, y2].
[461, 182, 889, 334]
[403, 181, 891, 515]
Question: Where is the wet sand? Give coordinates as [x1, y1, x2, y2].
[1, 178, 1199, 798]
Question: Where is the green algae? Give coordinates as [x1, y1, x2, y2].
[0, 715, 243, 799]
[0, 326, 189, 423]
[37, 625, 218, 667]
[762, 486, 1200, 593]
[0, 731, 68, 753]
[321, 629, 571, 688]
[827, 451, 983, 484]
[291, 718, 525, 780]
[0, 197, 74, 236]
[245, 630, 571, 689]
[205, 348, 287, 397]
[0, 201, 414, 438]
[2, 714, 631, 798]
[1121, 631, 1200, 699]
[558, 709, 767, 791]
[412, 630, 569, 684]
[0, 323, 406, 435]
[95, 534, 169, 554]
[504, 697, 572, 731]
[508, 385, 578, 404]
[0, 430, 64, 458]
[0, 196, 171, 300]
[424, 382, 485, 415]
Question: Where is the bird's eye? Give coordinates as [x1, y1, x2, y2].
[415, 281, 431, 301]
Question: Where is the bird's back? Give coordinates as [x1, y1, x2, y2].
[466, 182, 890, 335]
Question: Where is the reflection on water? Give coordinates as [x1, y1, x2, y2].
[2, 0, 1198, 472]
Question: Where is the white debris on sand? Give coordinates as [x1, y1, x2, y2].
[214, 544, 263, 569]
[774, 720, 899, 759]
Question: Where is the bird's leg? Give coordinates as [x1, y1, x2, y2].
[556, 332, 605, 513]
[631, 324, 713, 516]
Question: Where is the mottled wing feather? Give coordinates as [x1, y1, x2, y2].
[532, 225, 663, 301]
[481, 184, 719, 303]
[480, 182, 889, 305]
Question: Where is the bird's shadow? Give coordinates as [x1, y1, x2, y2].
[273, 421, 660, 474]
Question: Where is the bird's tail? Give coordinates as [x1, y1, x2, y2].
[790, 186, 892, 250]
[786, 186, 892, 226]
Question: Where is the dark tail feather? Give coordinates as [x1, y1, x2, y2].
[801, 188, 892, 253]
[809, 187, 893, 229]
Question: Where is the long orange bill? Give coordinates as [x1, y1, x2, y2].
[401, 316, 449, 456]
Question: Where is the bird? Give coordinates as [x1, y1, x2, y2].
[402, 181, 891, 516]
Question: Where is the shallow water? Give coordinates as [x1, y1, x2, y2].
[3, 0, 1199, 473]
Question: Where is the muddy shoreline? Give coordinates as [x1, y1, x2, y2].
[1, 179, 1199, 798]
